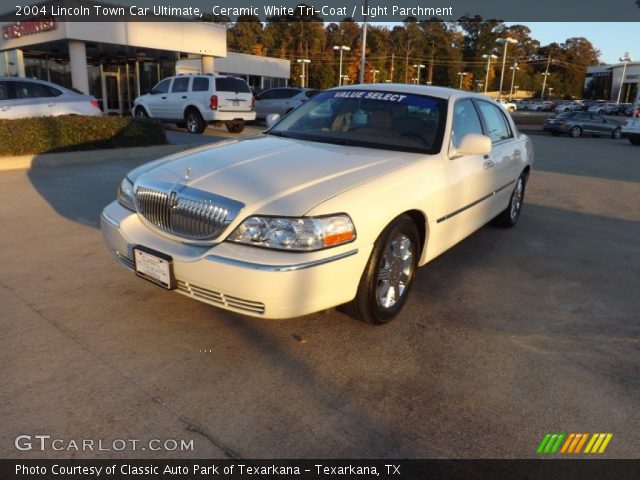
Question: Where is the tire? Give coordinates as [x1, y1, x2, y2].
[225, 121, 245, 133]
[493, 174, 527, 228]
[550, 131, 561, 137]
[341, 215, 420, 325]
[134, 106, 148, 118]
[185, 108, 206, 134]
[612, 128, 622, 140]
[570, 126, 582, 138]
[630, 136, 640, 145]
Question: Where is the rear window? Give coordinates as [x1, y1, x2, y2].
[215, 77, 250, 93]
[192, 77, 209, 92]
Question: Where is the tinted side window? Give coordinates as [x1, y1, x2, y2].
[171, 77, 190, 93]
[452, 99, 483, 148]
[276, 89, 301, 99]
[0, 81, 12, 101]
[257, 89, 278, 100]
[154, 79, 172, 94]
[215, 77, 251, 93]
[192, 77, 209, 92]
[477, 101, 512, 143]
[14, 82, 61, 99]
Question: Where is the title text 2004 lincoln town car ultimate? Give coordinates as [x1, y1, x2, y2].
[101, 84, 533, 324]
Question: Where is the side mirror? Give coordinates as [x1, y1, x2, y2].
[452, 133, 492, 157]
[265, 113, 280, 128]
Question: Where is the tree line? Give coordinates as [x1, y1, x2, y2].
[203, 11, 601, 98]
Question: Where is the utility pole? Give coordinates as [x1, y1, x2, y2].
[540, 55, 552, 101]
[404, 38, 411, 84]
[428, 41, 434, 86]
[389, 53, 394, 82]
[359, 0, 368, 83]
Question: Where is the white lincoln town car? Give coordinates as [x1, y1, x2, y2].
[101, 84, 533, 324]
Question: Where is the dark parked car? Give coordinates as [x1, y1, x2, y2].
[543, 111, 622, 139]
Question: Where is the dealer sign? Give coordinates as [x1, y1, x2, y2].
[2, 18, 57, 40]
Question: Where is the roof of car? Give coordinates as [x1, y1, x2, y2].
[333, 83, 491, 101]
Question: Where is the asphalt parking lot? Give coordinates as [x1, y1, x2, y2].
[1, 133, 639, 459]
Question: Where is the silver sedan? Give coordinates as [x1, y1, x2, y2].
[254, 87, 319, 120]
[0, 77, 102, 119]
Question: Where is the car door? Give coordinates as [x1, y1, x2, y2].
[254, 88, 278, 118]
[440, 98, 497, 245]
[166, 76, 190, 121]
[274, 88, 302, 115]
[475, 99, 521, 217]
[146, 78, 172, 118]
[0, 80, 18, 119]
[590, 114, 614, 135]
[11, 80, 61, 118]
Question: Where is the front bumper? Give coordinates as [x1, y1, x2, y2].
[100, 201, 370, 319]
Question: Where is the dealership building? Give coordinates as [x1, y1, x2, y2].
[0, 3, 290, 113]
[585, 61, 640, 102]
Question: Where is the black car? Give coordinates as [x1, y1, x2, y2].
[543, 111, 622, 138]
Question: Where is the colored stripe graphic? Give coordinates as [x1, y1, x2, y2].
[538, 433, 613, 454]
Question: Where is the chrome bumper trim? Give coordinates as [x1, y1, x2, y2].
[205, 248, 359, 272]
[101, 210, 120, 228]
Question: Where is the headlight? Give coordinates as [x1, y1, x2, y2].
[227, 215, 356, 251]
[118, 177, 135, 211]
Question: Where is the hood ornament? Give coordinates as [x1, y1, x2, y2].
[184, 164, 191, 181]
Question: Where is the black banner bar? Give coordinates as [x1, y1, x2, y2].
[1, 0, 640, 22]
[1, 460, 640, 480]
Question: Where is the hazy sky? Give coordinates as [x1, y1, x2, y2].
[508, 22, 637, 64]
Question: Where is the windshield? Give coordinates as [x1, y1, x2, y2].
[268, 90, 448, 154]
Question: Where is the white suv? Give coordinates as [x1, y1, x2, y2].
[132, 74, 256, 134]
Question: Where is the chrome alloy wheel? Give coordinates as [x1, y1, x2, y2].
[186, 112, 199, 133]
[510, 177, 524, 221]
[376, 234, 415, 309]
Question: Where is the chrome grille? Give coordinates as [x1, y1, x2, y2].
[134, 180, 244, 241]
[177, 281, 265, 314]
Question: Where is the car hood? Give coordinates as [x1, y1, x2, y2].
[133, 135, 419, 216]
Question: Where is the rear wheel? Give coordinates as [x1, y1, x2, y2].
[550, 131, 561, 137]
[225, 121, 245, 133]
[570, 126, 582, 138]
[341, 215, 419, 325]
[612, 128, 622, 140]
[629, 136, 640, 145]
[185, 108, 206, 134]
[493, 174, 526, 228]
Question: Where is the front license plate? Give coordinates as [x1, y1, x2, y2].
[133, 246, 175, 289]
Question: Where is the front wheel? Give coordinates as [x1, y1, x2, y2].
[570, 126, 582, 138]
[225, 121, 245, 133]
[185, 109, 206, 134]
[493, 174, 526, 228]
[134, 106, 148, 118]
[341, 215, 419, 325]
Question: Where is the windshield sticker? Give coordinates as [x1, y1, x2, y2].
[317, 90, 437, 108]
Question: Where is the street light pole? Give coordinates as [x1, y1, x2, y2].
[458, 72, 468, 90]
[616, 52, 632, 104]
[496, 38, 517, 101]
[482, 54, 497, 94]
[413, 64, 425, 84]
[372, 69, 380, 83]
[296, 59, 311, 88]
[333, 45, 350, 86]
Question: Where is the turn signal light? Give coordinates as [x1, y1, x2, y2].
[323, 231, 355, 248]
[209, 95, 218, 110]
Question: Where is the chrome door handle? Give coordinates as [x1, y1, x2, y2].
[48, 103, 56, 107]
[483, 160, 495, 169]
[0, 106, 9, 111]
